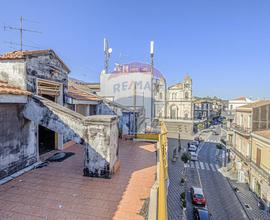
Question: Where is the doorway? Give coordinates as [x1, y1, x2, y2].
[38, 125, 56, 155]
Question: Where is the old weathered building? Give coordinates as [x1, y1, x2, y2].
[0, 50, 119, 180]
[0, 50, 70, 152]
[0, 80, 34, 179]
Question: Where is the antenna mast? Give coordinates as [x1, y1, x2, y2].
[150, 41, 154, 122]
[104, 38, 112, 73]
[4, 16, 42, 51]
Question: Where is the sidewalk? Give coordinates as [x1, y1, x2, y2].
[0, 140, 157, 220]
[228, 180, 270, 220]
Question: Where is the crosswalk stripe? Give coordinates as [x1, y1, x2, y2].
[200, 162, 205, 170]
[215, 164, 219, 170]
[205, 163, 210, 170]
[190, 162, 195, 168]
[195, 161, 199, 169]
[210, 164, 216, 171]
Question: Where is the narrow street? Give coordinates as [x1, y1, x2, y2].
[168, 127, 249, 220]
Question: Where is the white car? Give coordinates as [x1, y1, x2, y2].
[191, 141, 199, 147]
[188, 145, 197, 152]
[190, 152, 198, 161]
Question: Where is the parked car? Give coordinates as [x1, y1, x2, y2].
[190, 187, 206, 206]
[193, 207, 210, 220]
[189, 152, 198, 161]
[188, 145, 197, 152]
[191, 140, 199, 147]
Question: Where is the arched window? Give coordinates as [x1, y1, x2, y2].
[170, 105, 178, 119]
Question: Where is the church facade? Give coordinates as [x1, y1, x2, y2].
[167, 75, 193, 120]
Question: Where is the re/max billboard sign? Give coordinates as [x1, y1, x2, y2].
[113, 80, 151, 93]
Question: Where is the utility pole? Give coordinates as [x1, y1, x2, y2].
[178, 125, 182, 152]
[4, 16, 42, 51]
[103, 38, 112, 73]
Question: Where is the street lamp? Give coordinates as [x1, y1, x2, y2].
[178, 126, 182, 152]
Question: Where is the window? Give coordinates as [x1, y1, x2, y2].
[185, 92, 189, 99]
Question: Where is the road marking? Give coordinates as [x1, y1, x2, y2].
[210, 164, 216, 171]
[215, 164, 219, 170]
[196, 163, 203, 188]
[205, 163, 210, 170]
[200, 162, 205, 170]
[195, 161, 200, 169]
[190, 162, 195, 168]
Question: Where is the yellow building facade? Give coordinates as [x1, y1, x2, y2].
[250, 130, 270, 206]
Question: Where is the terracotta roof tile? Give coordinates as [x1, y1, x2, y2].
[68, 83, 101, 101]
[0, 49, 70, 72]
[0, 81, 31, 96]
[0, 50, 50, 59]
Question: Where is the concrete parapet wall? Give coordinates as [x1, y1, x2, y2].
[23, 96, 118, 178]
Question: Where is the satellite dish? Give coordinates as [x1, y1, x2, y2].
[108, 48, 112, 54]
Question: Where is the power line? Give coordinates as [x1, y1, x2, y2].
[4, 41, 40, 49]
[3, 16, 42, 51]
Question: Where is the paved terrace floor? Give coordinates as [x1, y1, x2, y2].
[0, 140, 156, 220]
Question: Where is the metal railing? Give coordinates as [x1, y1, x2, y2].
[158, 121, 168, 220]
[159, 116, 194, 120]
[231, 123, 251, 135]
[230, 145, 251, 163]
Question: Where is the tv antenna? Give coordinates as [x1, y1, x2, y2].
[4, 16, 42, 51]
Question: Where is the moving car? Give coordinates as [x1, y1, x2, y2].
[193, 207, 211, 220]
[190, 187, 206, 206]
[190, 152, 198, 161]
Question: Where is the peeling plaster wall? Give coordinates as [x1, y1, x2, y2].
[0, 104, 37, 179]
[0, 60, 27, 90]
[25, 55, 68, 100]
[23, 96, 118, 178]
[97, 102, 136, 135]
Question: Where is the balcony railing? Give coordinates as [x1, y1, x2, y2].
[230, 145, 251, 163]
[159, 116, 194, 121]
[231, 123, 251, 136]
[250, 161, 270, 184]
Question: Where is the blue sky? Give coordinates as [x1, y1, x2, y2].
[0, 0, 269, 99]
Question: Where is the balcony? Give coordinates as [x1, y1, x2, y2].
[159, 116, 194, 121]
[232, 123, 251, 136]
[250, 161, 270, 184]
[230, 145, 251, 163]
